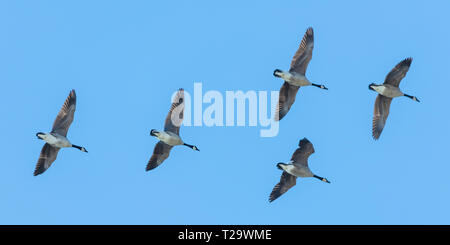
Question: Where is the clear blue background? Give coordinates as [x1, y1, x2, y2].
[1, 1, 449, 224]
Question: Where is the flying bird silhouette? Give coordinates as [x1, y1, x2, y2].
[34, 90, 88, 176]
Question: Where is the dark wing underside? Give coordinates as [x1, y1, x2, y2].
[34, 143, 60, 176]
[146, 141, 174, 171]
[289, 27, 314, 75]
[276, 82, 300, 121]
[52, 90, 76, 137]
[291, 138, 315, 167]
[164, 88, 185, 135]
[383, 57, 412, 87]
[269, 171, 297, 202]
[372, 95, 393, 140]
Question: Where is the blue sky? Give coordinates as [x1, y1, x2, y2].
[1, 1, 449, 224]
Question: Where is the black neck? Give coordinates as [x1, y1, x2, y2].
[314, 175, 330, 183]
[311, 83, 327, 90]
[183, 143, 196, 150]
[404, 94, 420, 102]
[72, 144, 87, 152]
[313, 175, 327, 182]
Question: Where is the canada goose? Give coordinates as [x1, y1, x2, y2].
[146, 88, 199, 171]
[369, 57, 419, 140]
[269, 138, 330, 202]
[34, 90, 88, 176]
[273, 27, 328, 121]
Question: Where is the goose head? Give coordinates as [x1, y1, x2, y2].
[321, 177, 331, 183]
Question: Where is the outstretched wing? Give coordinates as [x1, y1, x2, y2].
[372, 95, 393, 140]
[164, 88, 184, 135]
[52, 90, 76, 137]
[291, 138, 315, 167]
[34, 143, 60, 176]
[269, 171, 297, 202]
[289, 27, 314, 75]
[146, 141, 174, 171]
[276, 82, 300, 121]
[384, 57, 412, 87]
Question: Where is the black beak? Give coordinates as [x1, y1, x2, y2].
[36, 132, 43, 139]
[368, 83, 375, 91]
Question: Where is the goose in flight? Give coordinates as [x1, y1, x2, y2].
[273, 27, 328, 121]
[269, 138, 330, 202]
[34, 89, 88, 176]
[146, 88, 199, 171]
[369, 57, 420, 140]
